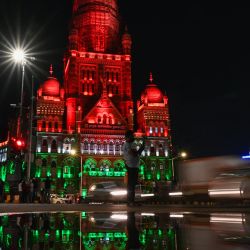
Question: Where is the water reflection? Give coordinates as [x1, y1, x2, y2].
[0, 211, 250, 249]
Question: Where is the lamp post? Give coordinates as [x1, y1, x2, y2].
[171, 151, 187, 182]
[12, 49, 36, 180]
[12, 49, 26, 138]
[70, 149, 83, 196]
[27, 75, 34, 180]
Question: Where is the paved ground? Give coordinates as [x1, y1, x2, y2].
[1, 203, 250, 213]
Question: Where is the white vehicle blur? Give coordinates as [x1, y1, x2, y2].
[176, 156, 250, 200]
[208, 169, 250, 200]
[80, 181, 155, 203]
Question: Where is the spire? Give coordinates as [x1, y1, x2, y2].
[149, 72, 153, 83]
[125, 25, 128, 33]
[49, 64, 53, 76]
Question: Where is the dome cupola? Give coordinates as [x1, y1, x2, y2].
[141, 73, 164, 104]
[42, 65, 60, 96]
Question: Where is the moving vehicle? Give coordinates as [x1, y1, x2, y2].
[79, 181, 155, 203]
[174, 156, 250, 201]
[208, 168, 250, 200]
[50, 194, 75, 204]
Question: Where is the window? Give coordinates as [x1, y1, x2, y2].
[51, 140, 57, 151]
[42, 121, 46, 129]
[149, 127, 153, 134]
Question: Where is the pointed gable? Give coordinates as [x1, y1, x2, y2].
[83, 94, 128, 130]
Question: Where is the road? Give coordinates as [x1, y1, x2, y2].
[1, 203, 250, 213]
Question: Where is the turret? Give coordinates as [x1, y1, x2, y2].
[71, 0, 120, 53]
[122, 27, 132, 55]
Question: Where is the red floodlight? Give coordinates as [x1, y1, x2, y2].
[16, 139, 23, 146]
[11, 137, 25, 150]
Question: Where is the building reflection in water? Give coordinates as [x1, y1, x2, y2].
[0, 211, 250, 249]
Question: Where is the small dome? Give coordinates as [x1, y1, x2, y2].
[42, 65, 60, 96]
[141, 73, 164, 103]
[42, 77, 60, 96]
[142, 83, 164, 103]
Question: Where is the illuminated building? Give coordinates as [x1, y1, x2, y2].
[0, 0, 172, 196]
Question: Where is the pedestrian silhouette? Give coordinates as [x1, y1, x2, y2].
[126, 212, 141, 250]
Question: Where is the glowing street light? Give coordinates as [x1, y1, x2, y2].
[180, 151, 187, 158]
[70, 149, 83, 197]
[12, 49, 26, 64]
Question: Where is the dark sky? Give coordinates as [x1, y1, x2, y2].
[0, 1, 250, 158]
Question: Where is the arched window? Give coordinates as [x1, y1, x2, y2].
[97, 116, 101, 124]
[54, 122, 58, 130]
[48, 122, 52, 129]
[42, 139, 48, 152]
[51, 139, 57, 152]
[51, 161, 56, 168]
[42, 121, 46, 129]
[103, 114, 107, 124]
[115, 142, 120, 151]
[109, 142, 114, 151]
[108, 116, 112, 125]
[42, 158, 47, 167]
[84, 141, 88, 150]
[90, 141, 94, 150]
[42, 139, 48, 147]
[150, 144, 155, 154]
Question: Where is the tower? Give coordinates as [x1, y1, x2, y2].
[136, 73, 172, 185]
[63, 0, 134, 192]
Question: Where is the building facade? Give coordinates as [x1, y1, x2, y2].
[0, 0, 173, 197]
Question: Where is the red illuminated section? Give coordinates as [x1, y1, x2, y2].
[36, 66, 65, 133]
[66, 98, 77, 134]
[137, 73, 170, 138]
[63, 0, 134, 134]
[71, 0, 119, 53]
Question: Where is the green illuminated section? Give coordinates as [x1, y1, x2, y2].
[8, 161, 15, 174]
[22, 161, 26, 172]
[139, 228, 175, 249]
[82, 188, 87, 198]
[35, 167, 41, 178]
[165, 159, 173, 180]
[62, 229, 73, 242]
[4, 182, 10, 193]
[6, 233, 12, 247]
[33, 230, 39, 240]
[46, 167, 51, 177]
[0, 165, 7, 181]
[0, 226, 3, 243]
[83, 158, 126, 177]
[81, 212, 87, 218]
[81, 231, 127, 249]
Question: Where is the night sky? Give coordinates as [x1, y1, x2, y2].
[0, 1, 250, 158]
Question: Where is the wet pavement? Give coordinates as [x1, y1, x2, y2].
[1, 208, 250, 249]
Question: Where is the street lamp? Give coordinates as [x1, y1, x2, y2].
[12, 48, 36, 180]
[70, 149, 83, 196]
[12, 48, 26, 138]
[171, 151, 187, 181]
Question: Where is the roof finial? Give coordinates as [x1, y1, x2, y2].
[49, 64, 53, 76]
[149, 72, 153, 83]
